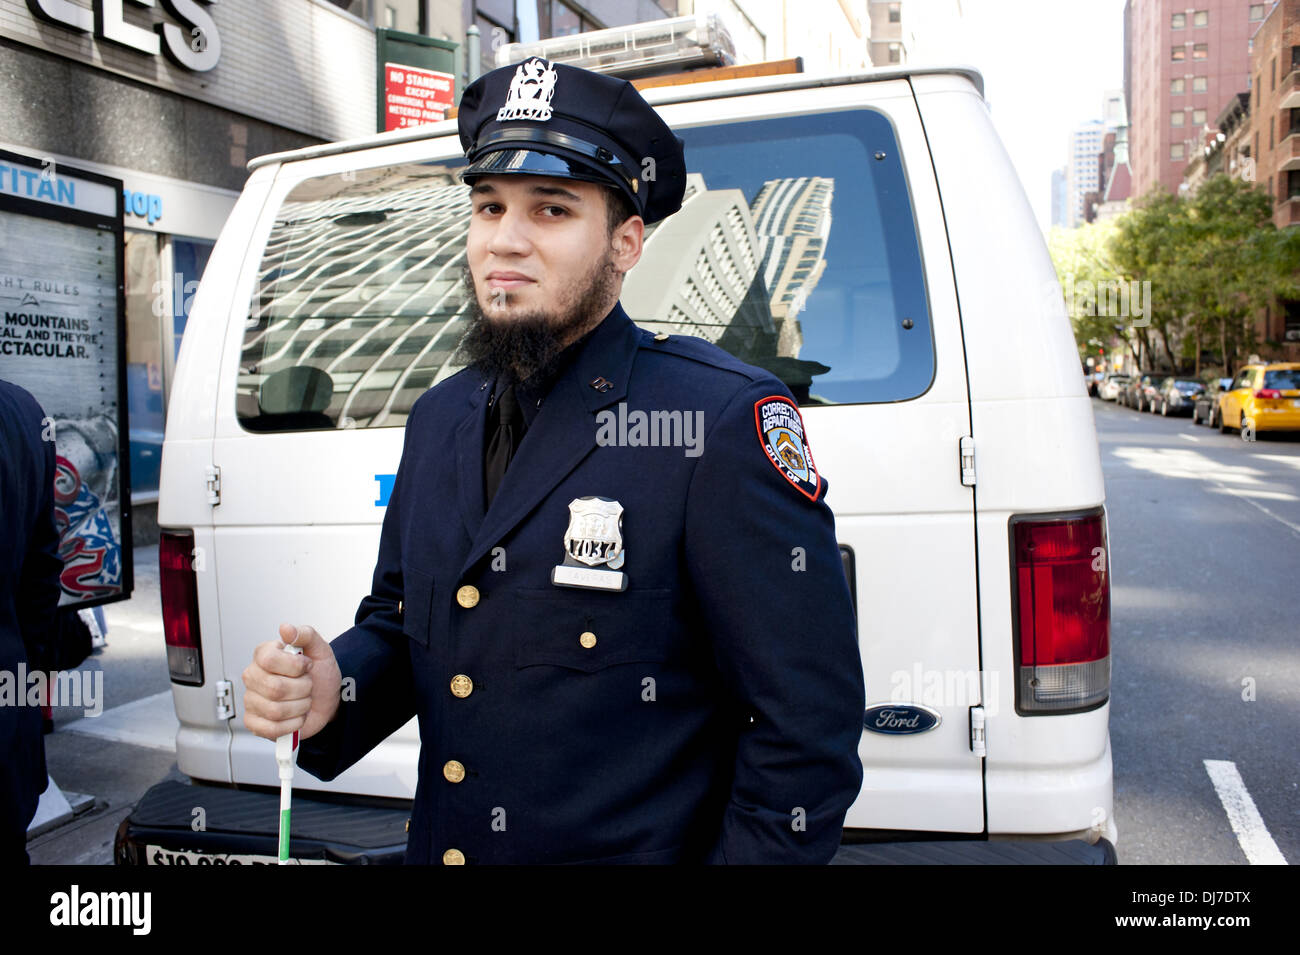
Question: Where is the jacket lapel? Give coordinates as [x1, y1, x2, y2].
[458, 304, 642, 577]
[454, 374, 492, 545]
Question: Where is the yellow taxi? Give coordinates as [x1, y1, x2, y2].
[1219, 362, 1300, 435]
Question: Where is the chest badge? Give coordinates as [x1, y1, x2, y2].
[551, 496, 628, 592]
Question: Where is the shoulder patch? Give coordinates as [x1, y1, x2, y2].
[754, 395, 821, 502]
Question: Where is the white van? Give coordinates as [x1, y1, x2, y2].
[117, 62, 1117, 865]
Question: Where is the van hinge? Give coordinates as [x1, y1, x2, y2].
[205, 465, 221, 506]
[216, 680, 234, 720]
[959, 436, 976, 487]
[969, 705, 986, 757]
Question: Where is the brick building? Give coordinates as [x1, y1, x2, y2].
[1125, 0, 1266, 198]
[1250, 0, 1300, 228]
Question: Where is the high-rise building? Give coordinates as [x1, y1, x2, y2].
[1067, 120, 1106, 227]
[1051, 167, 1070, 227]
[1125, 0, 1262, 198]
[868, 0, 907, 65]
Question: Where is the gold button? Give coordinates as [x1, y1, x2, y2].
[653, 332, 669, 341]
[456, 585, 480, 608]
[442, 848, 465, 865]
[405, 819, 409, 833]
[443, 759, 466, 783]
[398, 599, 404, 615]
[450, 674, 473, 698]
[579, 631, 597, 649]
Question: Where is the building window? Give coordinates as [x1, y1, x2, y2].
[1171, 143, 1185, 161]
[1270, 116, 1274, 149]
[384, 4, 397, 28]
[1171, 77, 1185, 94]
[1193, 10, 1208, 27]
[1172, 111, 1185, 127]
[1193, 76, 1207, 92]
[1193, 43, 1208, 59]
[1193, 108, 1206, 125]
[1292, 45, 1300, 70]
[1172, 46, 1186, 62]
[888, 43, 901, 64]
[1290, 108, 1300, 135]
[1290, 170, 1300, 198]
[1249, 4, 1265, 21]
[1172, 12, 1185, 29]
[550, 1, 582, 37]
[889, 3, 900, 23]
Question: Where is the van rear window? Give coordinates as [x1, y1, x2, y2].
[237, 109, 931, 431]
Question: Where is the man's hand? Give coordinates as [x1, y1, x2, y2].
[242, 623, 342, 742]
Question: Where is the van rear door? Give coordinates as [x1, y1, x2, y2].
[210, 144, 476, 796]
[638, 74, 986, 833]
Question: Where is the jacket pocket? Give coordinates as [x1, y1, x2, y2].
[514, 588, 676, 673]
[401, 563, 435, 647]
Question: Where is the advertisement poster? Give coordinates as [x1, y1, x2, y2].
[0, 150, 133, 608]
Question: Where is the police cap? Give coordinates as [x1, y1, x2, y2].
[457, 56, 687, 224]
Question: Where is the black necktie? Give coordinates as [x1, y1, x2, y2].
[484, 383, 524, 509]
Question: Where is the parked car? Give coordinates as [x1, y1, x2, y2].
[1218, 362, 1300, 436]
[1098, 373, 1130, 402]
[1192, 378, 1233, 426]
[1155, 377, 1205, 417]
[1120, 372, 1162, 411]
[117, 58, 1117, 866]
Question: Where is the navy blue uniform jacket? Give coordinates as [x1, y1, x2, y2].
[297, 304, 865, 864]
[0, 380, 62, 851]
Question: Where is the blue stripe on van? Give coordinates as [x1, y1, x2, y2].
[375, 474, 396, 507]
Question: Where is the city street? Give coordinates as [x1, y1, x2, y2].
[27, 396, 1299, 865]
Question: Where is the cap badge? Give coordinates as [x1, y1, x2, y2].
[497, 57, 558, 123]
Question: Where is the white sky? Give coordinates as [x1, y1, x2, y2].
[907, 0, 1128, 233]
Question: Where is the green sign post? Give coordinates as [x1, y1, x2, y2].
[376, 29, 459, 133]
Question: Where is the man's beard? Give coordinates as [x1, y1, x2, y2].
[453, 253, 620, 384]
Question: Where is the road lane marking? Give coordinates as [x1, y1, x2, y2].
[62, 690, 177, 753]
[1203, 759, 1288, 865]
[1179, 433, 1200, 442]
[1206, 485, 1300, 537]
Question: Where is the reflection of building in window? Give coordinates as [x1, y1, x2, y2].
[625, 173, 835, 394]
[751, 176, 833, 357]
[624, 173, 776, 363]
[239, 166, 473, 430]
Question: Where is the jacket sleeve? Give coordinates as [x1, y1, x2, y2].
[296, 402, 423, 782]
[16, 395, 64, 667]
[683, 377, 864, 864]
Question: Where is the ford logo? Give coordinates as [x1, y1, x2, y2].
[863, 703, 942, 735]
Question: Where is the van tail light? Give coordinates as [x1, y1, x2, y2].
[1254, 389, 1282, 400]
[1009, 508, 1110, 714]
[160, 530, 204, 686]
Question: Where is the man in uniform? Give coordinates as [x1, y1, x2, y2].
[242, 57, 864, 864]
[0, 380, 63, 864]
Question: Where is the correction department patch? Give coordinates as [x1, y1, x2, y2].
[754, 395, 822, 502]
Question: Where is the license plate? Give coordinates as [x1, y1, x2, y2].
[145, 845, 335, 865]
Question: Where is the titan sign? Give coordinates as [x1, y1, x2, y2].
[25, 0, 221, 72]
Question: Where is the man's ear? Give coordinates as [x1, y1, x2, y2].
[611, 214, 644, 274]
